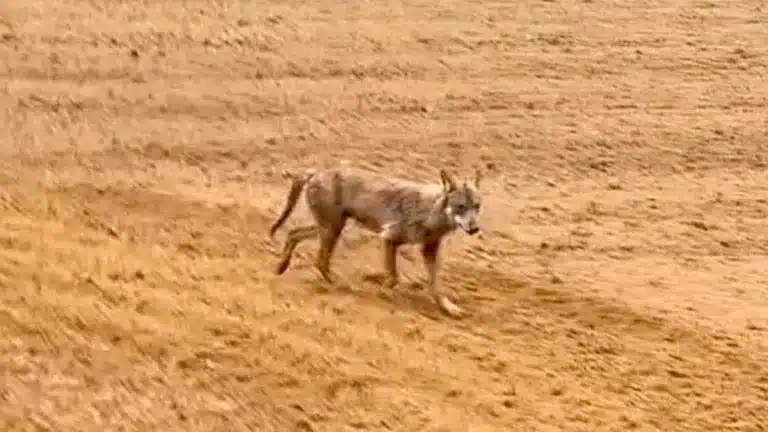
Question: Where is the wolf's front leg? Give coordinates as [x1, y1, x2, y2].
[383, 239, 400, 288]
[421, 240, 463, 318]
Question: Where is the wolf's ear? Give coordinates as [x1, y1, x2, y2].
[473, 167, 482, 189]
[439, 169, 456, 192]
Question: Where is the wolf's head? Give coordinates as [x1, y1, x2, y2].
[439, 168, 483, 235]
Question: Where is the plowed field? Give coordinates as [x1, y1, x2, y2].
[1, 0, 767, 430]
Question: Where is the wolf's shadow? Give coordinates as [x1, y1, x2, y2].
[309, 271, 461, 320]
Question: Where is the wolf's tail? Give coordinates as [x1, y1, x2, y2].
[268, 169, 315, 238]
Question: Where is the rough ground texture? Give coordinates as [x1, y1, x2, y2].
[1, 0, 767, 430]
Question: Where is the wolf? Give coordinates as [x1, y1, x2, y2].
[268, 166, 483, 318]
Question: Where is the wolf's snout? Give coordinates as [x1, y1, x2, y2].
[466, 226, 479, 235]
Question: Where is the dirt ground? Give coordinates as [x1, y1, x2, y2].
[1, 0, 767, 430]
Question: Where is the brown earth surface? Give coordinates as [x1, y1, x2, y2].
[1, 0, 767, 430]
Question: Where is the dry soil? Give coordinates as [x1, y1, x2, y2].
[1, 0, 767, 430]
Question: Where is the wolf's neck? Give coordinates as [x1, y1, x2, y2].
[425, 193, 454, 233]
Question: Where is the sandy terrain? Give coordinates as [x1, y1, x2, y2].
[1, 0, 767, 430]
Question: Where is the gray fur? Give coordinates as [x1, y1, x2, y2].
[269, 166, 483, 318]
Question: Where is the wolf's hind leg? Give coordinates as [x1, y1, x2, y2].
[275, 225, 317, 275]
[315, 220, 347, 282]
